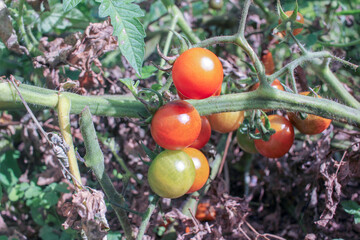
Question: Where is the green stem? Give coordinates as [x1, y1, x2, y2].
[17, 0, 34, 53]
[161, 1, 200, 44]
[136, 195, 160, 240]
[318, 39, 360, 48]
[311, 60, 360, 109]
[79, 107, 134, 240]
[235, 0, 268, 87]
[2, 82, 360, 126]
[0, 83, 148, 118]
[156, 15, 178, 82]
[253, 0, 271, 20]
[57, 94, 82, 189]
[290, 32, 307, 53]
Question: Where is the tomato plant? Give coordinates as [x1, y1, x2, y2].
[182, 147, 210, 193]
[288, 92, 332, 135]
[189, 116, 212, 149]
[195, 202, 216, 221]
[208, 111, 244, 133]
[172, 48, 223, 99]
[279, 11, 304, 36]
[254, 115, 294, 158]
[251, 79, 284, 91]
[236, 129, 258, 154]
[147, 150, 196, 198]
[151, 100, 201, 150]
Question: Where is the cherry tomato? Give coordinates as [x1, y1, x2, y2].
[172, 48, 223, 99]
[148, 150, 196, 198]
[182, 148, 210, 193]
[287, 92, 332, 135]
[209, 0, 223, 10]
[151, 100, 201, 150]
[261, 50, 275, 75]
[279, 11, 304, 36]
[250, 79, 284, 91]
[189, 116, 212, 149]
[207, 111, 244, 133]
[178, 86, 221, 100]
[195, 202, 216, 221]
[236, 129, 258, 154]
[254, 115, 294, 158]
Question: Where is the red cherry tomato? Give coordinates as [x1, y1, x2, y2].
[195, 202, 216, 221]
[254, 115, 294, 158]
[148, 150, 196, 198]
[251, 79, 284, 91]
[207, 111, 245, 133]
[189, 116, 211, 149]
[151, 100, 201, 150]
[287, 92, 332, 135]
[279, 11, 304, 36]
[182, 148, 210, 193]
[172, 48, 223, 99]
[261, 50, 275, 75]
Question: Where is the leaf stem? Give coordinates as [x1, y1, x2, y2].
[57, 94, 82, 189]
[79, 107, 134, 240]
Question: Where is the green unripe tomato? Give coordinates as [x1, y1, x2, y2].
[236, 129, 258, 154]
[209, 0, 223, 10]
[148, 150, 196, 198]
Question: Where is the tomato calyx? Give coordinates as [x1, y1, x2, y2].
[238, 112, 276, 142]
[274, 1, 304, 37]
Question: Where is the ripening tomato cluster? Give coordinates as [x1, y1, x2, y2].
[237, 90, 332, 158]
[147, 96, 215, 199]
[147, 48, 249, 198]
[149, 100, 211, 198]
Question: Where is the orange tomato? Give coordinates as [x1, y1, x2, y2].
[287, 92, 332, 135]
[261, 50, 275, 75]
[195, 202, 216, 221]
[207, 111, 244, 133]
[183, 148, 210, 194]
[251, 79, 284, 92]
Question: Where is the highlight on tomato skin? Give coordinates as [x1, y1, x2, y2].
[287, 92, 332, 135]
[182, 147, 210, 194]
[254, 115, 294, 158]
[189, 116, 212, 149]
[147, 150, 196, 199]
[172, 47, 223, 100]
[150, 100, 201, 150]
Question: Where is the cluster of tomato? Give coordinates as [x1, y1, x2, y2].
[237, 11, 332, 158]
[148, 48, 225, 199]
[147, 10, 331, 200]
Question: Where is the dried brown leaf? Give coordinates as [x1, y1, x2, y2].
[0, 1, 28, 54]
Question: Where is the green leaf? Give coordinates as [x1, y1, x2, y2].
[119, 78, 140, 95]
[63, 0, 83, 11]
[342, 200, 360, 224]
[24, 185, 42, 199]
[31, 207, 45, 225]
[0, 150, 21, 189]
[0, 183, 2, 201]
[107, 231, 122, 240]
[98, 0, 145, 75]
[39, 225, 60, 240]
[37, 3, 87, 33]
